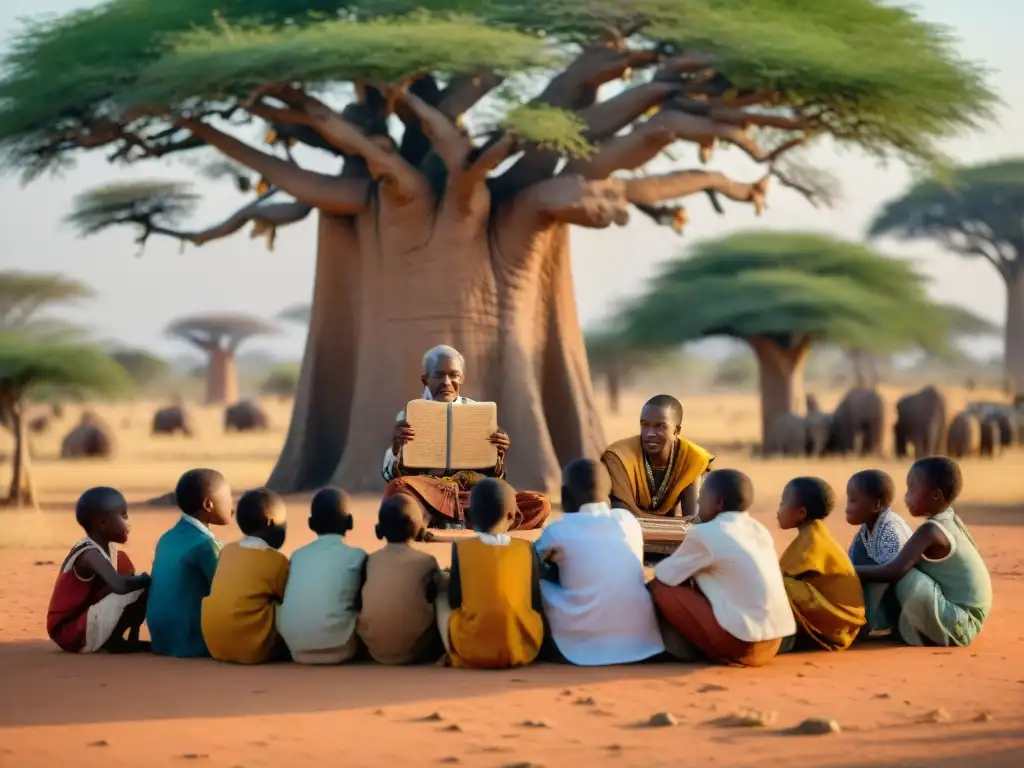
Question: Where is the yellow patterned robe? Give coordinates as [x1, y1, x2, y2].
[780, 520, 866, 651]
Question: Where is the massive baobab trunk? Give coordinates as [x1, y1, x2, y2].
[748, 335, 811, 447]
[1006, 264, 1024, 396]
[269, 210, 607, 495]
[207, 347, 238, 406]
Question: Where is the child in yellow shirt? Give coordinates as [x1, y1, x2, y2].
[202, 488, 289, 664]
[439, 478, 544, 669]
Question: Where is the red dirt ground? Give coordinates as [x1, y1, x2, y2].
[2, 495, 1023, 768]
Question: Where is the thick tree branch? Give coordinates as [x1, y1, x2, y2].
[464, 135, 517, 184]
[624, 170, 769, 214]
[492, 48, 669, 196]
[177, 118, 370, 215]
[523, 175, 630, 229]
[252, 89, 422, 197]
[940, 225, 1011, 278]
[391, 88, 472, 170]
[439, 71, 504, 119]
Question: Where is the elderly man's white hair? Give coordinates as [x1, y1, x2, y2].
[422, 344, 465, 374]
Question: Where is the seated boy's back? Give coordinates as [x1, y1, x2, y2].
[148, 469, 233, 658]
[445, 479, 544, 669]
[358, 495, 444, 665]
[277, 489, 366, 664]
[202, 489, 290, 664]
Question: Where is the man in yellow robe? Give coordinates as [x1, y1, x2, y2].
[601, 395, 713, 521]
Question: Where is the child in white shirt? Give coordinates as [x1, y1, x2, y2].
[651, 469, 794, 666]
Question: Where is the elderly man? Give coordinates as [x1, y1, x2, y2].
[382, 345, 551, 531]
[601, 394, 713, 522]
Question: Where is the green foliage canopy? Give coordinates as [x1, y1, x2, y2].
[869, 158, 1024, 278]
[0, 271, 93, 334]
[618, 231, 993, 357]
[0, 332, 133, 402]
[0, 0, 996, 179]
[110, 348, 172, 389]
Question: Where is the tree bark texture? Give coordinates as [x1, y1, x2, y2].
[748, 335, 811, 447]
[4, 400, 36, 507]
[1005, 264, 1024, 397]
[268, 210, 607, 495]
[206, 347, 238, 406]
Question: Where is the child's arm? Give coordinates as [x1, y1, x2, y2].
[652, 532, 711, 586]
[354, 555, 369, 612]
[856, 523, 950, 583]
[675, 483, 698, 519]
[192, 539, 220, 586]
[530, 545, 544, 613]
[77, 549, 150, 595]
[447, 543, 462, 609]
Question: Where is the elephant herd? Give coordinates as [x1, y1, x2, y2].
[766, 386, 1024, 460]
[29, 400, 271, 461]
[150, 400, 271, 437]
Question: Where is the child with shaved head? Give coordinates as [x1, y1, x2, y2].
[277, 488, 367, 665]
[535, 458, 664, 665]
[148, 468, 234, 658]
[47, 487, 151, 653]
[651, 469, 794, 666]
[202, 488, 290, 664]
[357, 495, 446, 665]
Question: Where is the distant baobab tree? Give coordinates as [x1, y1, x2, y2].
[166, 314, 278, 405]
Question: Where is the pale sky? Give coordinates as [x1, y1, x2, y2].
[0, 0, 1018, 362]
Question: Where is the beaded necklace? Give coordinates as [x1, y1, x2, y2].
[643, 439, 677, 509]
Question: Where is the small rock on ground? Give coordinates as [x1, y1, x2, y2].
[712, 710, 777, 728]
[520, 720, 551, 729]
[922, 709, 952, 724]
[786, 718, 840, 736]
[87, 740, 108, 748]
[574, 696, 596, 706]
[421, 712, 446, 722]
[441, 724, 463, 733]
[647, 712, 678, 727]
[698, 684, 727, 693]
[974, 712, 995, 723]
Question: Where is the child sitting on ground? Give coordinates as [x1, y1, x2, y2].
[651, 469, 794, 667]
[277, 488, 366, 664]
[438, 478, 544, 669]
[357, 495, 446, 665]
[147, 468, 234, 657]
[47, 487, 151, 653]
[202, 488, 290, 664]
[535, 458, 665, 666]
[777, 477, 866, 652]
[856, 457, 992, 647]
[845, 469, 913, 637]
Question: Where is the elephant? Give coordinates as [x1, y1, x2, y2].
[61, 412, 115, 459]
[946, 411, 980, 458]
[152, 404, 193, 437]
[225, 400, 270, 432]
[966, 402, 1017, 448]
[979, 415, 1001, 458]
[764, 412, 807, 457]
[804, 394, 832, 457]
[894, 386, 947, 459]
[828, 387, 885, 456]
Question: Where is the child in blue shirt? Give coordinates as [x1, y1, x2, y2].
[147, 468, 233, 657]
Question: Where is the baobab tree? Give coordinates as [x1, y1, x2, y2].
[166, 314, 278, 405]
[613, 232, 992, 446]
[870, 159, 1024, 395]
[0, 1, 994, 492]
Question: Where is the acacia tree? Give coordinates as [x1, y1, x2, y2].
[0, 334, 130, 507]
[584, 327, 660, 414]
[110, 348, 172, 391]
[870, 159, 1024, 395]
[0, 271, 92, 335]
[166, 314, 278, 405]
[616, 232, 993, 444]
[0, 1, 993, 492]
